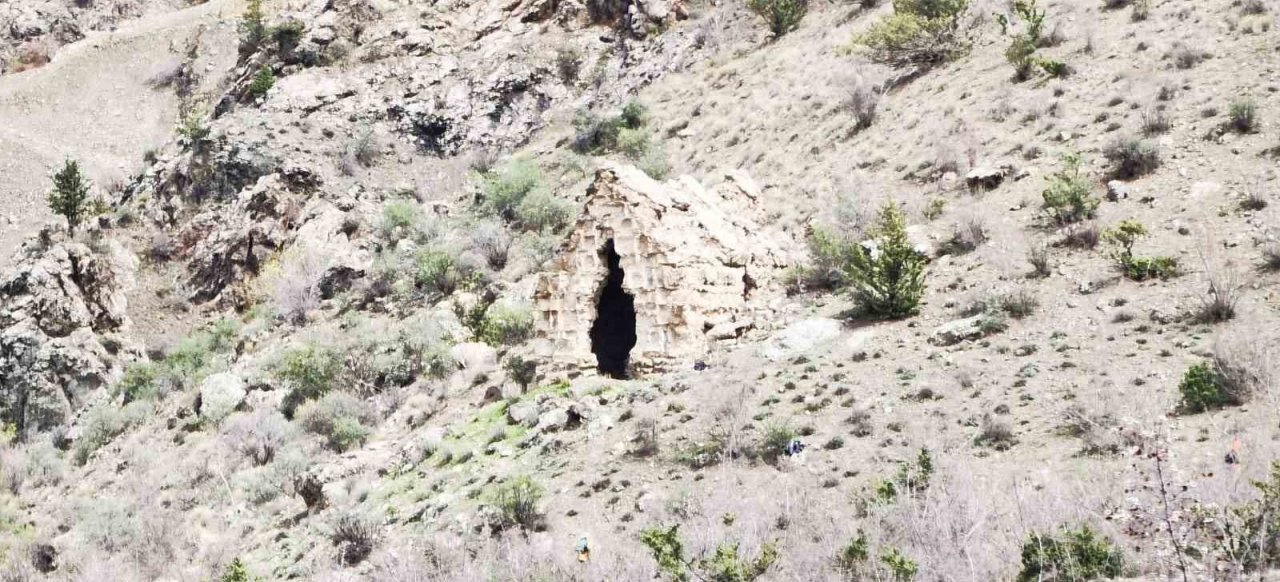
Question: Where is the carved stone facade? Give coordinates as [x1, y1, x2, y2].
[533, 164, 794, 375]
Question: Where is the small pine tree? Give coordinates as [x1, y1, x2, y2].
[220, 558, 256, 582]
[47, 160, 94, 235]
[844, 202, 927, 318]
[239, 0, 267, 59]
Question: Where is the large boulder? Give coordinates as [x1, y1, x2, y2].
[929, 315, 989, 347]
[761, 318, 843, 360]
[0, 234, 139, 437]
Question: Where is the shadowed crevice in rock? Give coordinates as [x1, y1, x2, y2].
[590, 239, 636, 379]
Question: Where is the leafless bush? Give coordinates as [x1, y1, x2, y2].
[340, 127, 382, 176]
[1170, 43, 1208, 69]
[271, 248, 327, 324]
[1241, 0, 1267, 15]
[1059, 222, 1101, 249]
[630, 418, 659, 457]
[1211, 334, 1273, 405]
[945, 217, 988, 254]
[1027, 244, 1051, 277]
[846, 75, 881, 131]
[997, 288, 1039, 319]
[974, 415, 1016, 450]
[471, 220, 513, 270]
[1263, 240, 1280, 271]
[0, 440, 62, 496]
[1196, 252, 1243, 323]
[223, 409, 295, 466]
[1140, 107, 1170, 135]
[332, 513, 380, 566]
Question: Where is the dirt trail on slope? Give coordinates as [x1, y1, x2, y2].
[0, 0, 239, 266]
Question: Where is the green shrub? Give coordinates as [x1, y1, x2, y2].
[1228, 100, 1258, 133]
[1177, 361, 1250, 413]
[412, 248, 467, 297]
[489, 475, 546, 531]
[999, 0, 1045, 80]
[481, 160, 541, 221]
[117, 363, 159, 403]
[178, 111, 212, 153]
[844, 202, 926, 318]
[1042, 154, 1099, 225]
[1101, 221, 1178, 280]
[640, 525, 777, 582]
[1198, 462, 1280, 572]
[380, 201, 421, 240]
[746, 0, 808, 37]
[619, 101, 647, 129]
[1102, 137, 1160, 179]
[504, 356, 538, 391]
[1120, 256, 1178, 280]
[759, 422, 797, 463]
[617, 127, 653, 159]
[271, 21, 305, 55]
[479, 303, 535, 347]
[835, 533, 870, 575]
[555, 47, 583, 83]
[572, 102, 646, 154]
[876, 448, 934, 502]
[786, 227, 859, 293]
[72, 402, 151, 465]
[296, 391, 374, 452]
[515, 191, 575, 232]
[851, 0, 971, 69]
[880, 547, 919, 581]
[1017, 525, 1123, 581]
[220, 558, 261, 582]
[275, 345, 341, 417]
[246, 67, 275, 101]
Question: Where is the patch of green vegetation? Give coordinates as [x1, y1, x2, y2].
[1102, 220, 1178, 281]
[1017, 525, 1123, 581]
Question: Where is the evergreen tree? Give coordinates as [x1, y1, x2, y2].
[239, 0, 267, 59]
[47, 160, 93, 235]
[844, 202, 927, 318]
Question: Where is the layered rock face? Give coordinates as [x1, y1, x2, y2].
[0, 231, 139, 438]
[533, 164, 795, 374]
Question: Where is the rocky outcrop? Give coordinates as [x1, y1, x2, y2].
[533, 164, 797, 373]
[0, 231, 140, 438]
[0, 0, 185, 75]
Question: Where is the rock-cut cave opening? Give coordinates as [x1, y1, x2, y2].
[589, 239, 637, 379]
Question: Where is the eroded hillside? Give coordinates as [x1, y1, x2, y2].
[0, 0, 1277, 580]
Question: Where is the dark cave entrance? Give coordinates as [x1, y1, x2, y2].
[590, 239, 637, 379]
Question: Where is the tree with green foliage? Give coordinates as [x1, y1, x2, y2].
[746, 0, 808, 37]
[851, 0, 971, 69]
[844, 202, 926, 318]
[238, 0, 267, 59]
[47, 160, 95, 235]
[220, 558, 261, 582]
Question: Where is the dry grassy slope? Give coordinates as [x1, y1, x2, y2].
[0, 0, 239, 267]
[2, 0, 1279, 580]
